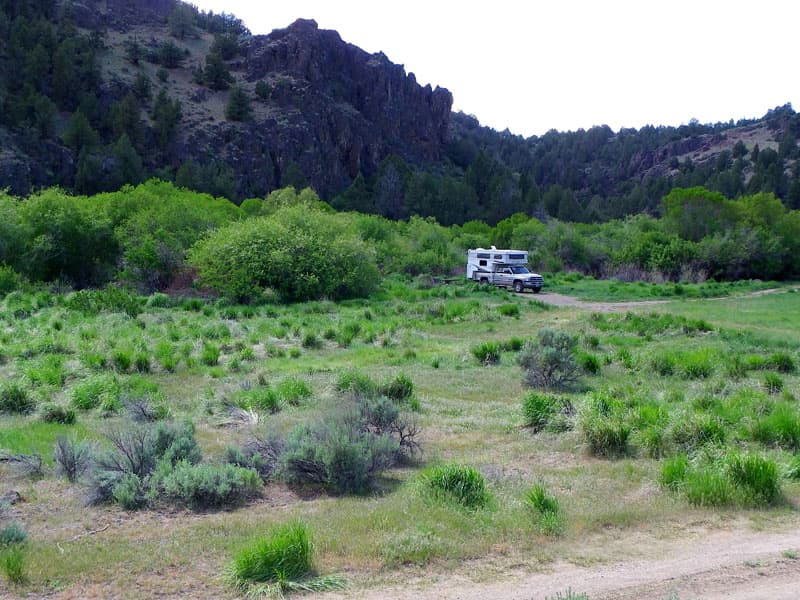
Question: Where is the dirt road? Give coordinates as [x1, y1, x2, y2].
[322, 525, 800, 600]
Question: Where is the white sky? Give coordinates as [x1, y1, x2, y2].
[190, 0, 800, 137]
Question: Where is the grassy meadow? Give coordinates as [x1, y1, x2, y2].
[1, 280, 799, 597]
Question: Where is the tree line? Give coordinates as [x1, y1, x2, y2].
[1, 181, 798, 302]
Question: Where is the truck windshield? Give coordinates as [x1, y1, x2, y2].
[510, 266, 529, 274]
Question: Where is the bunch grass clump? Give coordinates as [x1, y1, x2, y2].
[471, 341, 502, 365]
[525, 482, 563, 536]
[0, 383, 35, 414]
[659, 451, 781, 507]
[231, 521, 311, 583]
[421, 463, 491, 510]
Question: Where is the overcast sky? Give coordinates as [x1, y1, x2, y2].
[190, 0, 800, 137]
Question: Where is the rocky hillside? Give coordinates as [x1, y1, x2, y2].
[0, 0, 798, 222]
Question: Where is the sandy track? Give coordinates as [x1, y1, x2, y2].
[321, 526, 800, 600]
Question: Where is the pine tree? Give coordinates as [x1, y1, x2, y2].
[225, 86, 251, 121]
[203, 52, 233, 90]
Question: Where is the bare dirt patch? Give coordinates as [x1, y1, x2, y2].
[319, 523, 800, 600]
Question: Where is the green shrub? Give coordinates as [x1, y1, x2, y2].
[301, 332, 322, 349]
[525, 483, 563, 536]
[189, 205, 380, 302]
[471, 341, 501, 365]
[581, 414, 631, 457]
[517, 329, 579, 389]
[0, 545, 27, 584]
[659, 454, 689, 491]
[157, 461, 262, 509]
[636, 425, 670, 458]
[764, 372, 784, 394]
[0, 522, 27, 546]
[380, 373, 414, 403]
[421, 463, 491, 509]
[155, 341, 177, 372]
[650, 352, 676, 376]
[201, 343, 220, 366]
[0, 383, 35, 414]
[684, 468, 734, 507]
[678, 349, 714, 379]
[500, 337, 524, 352]
[725, 453, 780, 505]
[236, 386, 281, 413]
[276, 377, 312, 405]
[112, 473, 147, 510]
[767, 352, 796, 373]
[577, 351, 601, 375]
[112, 348, 133, 372]
[497, 303, 520, 318]
[71, 375, 120, 410]
[671, 414, 726, 451]
[230, 521, 312, 584]
[281, 415, 397, 494]
[0, 265, 22, 298]
[133, 351, 151, 373]
[522, 392, 559, 432]
[751, 404, 800, 450]
[335, 370, 378, 398]
[40, 403, 76, 424]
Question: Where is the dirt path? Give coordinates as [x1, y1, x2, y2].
[322, 525, 800, 600]
[530, 286, 800, 313]
[531, 291, 669, 312]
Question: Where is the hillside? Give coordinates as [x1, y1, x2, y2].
[0, 0, 798, 223]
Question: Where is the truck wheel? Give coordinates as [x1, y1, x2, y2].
[480, 278, 489, 285]
[513, 280, 524, 293]
[532, 287, 541, 294]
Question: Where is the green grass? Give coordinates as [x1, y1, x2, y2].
[229, 521, 312, 584]
[1, 281, 799, 596]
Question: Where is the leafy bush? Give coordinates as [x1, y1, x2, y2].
[525, 482, 563, 536]
[0, 265, 22, 298]
[517, 329, 579, 389]
[53, 435, 93, 483]
[229, 521, 312, 584]
[189, 205, 380, 302]
[471, 341, 501, 365]
[0, 383, 35, 414]
[421, 463, 491, 509]
[156, 461, 262, 509]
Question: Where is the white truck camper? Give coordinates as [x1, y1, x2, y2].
[466, 247, 544, 293]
